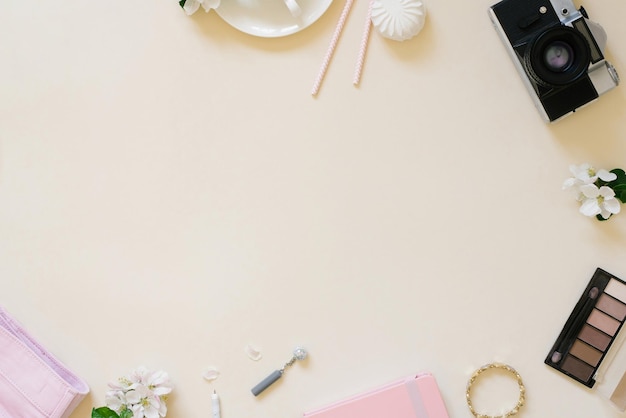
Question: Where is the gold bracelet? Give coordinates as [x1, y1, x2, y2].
[466, 363, 526, 418]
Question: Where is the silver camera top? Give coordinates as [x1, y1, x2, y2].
[489, 0, 619, 122]
[550, 0, 608, 52]
[550, 0, 582, 23]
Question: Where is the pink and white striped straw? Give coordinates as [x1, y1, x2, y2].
[311, 0, 356, 96]
[353, 0, 374, 86]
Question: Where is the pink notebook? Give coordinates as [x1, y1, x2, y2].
[303, 373, 449, 418]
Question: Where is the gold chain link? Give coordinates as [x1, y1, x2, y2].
[466, 363, 526, 418]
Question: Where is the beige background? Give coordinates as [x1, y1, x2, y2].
[1, 0, 626, 417]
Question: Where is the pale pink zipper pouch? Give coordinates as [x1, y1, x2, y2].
[0, 307, 89, 418]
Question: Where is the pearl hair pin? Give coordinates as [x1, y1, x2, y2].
[251, 347, 308, 396]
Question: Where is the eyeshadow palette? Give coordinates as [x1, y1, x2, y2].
[545, 268, 626, 388]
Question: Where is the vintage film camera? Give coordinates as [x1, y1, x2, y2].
[489, 0, 619, 122]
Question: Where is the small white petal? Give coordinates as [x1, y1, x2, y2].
[578, 163, 591, 171]
[603, 198, 621, 215]
[201, 0, 220, 10]
[572, 163, 593, 181]
[125, 389, 142, 404]
[183, 0, 201, 15]
[562, 177, 579, 190]
[152, 385, 172, 396]
[600, 209, 612, 219]
[245, 344, 263, 361]
[569, 164, 579, 175]
[598, 169, 617, 182]
[580, 199, 601, 217]
[159, 402, 168, 417]
[580, 184, 600, 198]
[599, 186, 616, 198]
[105, 393, 126, 410]
[202, 367, 220, 382]
[142, 399, 160, 418]
[131, 405, 145, 418]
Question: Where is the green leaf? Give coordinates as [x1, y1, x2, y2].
[611, 168, 626, 178]
[120, 410, 134, 418]
[602, 169, 626, 201]
[92, 407, 121, 418]
[609, 169, 626, 187]
[596, 214, 610, 221]
[179, 0, 186, 7]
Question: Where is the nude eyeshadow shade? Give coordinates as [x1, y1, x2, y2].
[545, 268, 626, 387]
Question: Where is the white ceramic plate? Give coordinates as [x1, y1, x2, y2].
[215, 0, 333, 38]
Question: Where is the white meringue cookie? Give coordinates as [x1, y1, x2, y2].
[371, 0, 426, 41]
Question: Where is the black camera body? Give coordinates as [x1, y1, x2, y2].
[489, 0, 619, 122]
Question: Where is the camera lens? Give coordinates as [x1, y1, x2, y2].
[543, 41, 574, 72]
[524, 26, 591, 87]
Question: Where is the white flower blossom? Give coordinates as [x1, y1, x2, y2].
[127, 385, 163, 418]
[563, 163, 618, 201]
[104, 368, 172, 418]
[579, 184, 621, 220]
[104, 389, 129, 413]
[570, 163, 616, 183]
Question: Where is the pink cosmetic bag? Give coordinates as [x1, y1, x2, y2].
[0, 307, 89, 418]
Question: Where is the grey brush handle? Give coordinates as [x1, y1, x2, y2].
[251, 369, 283, 396]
